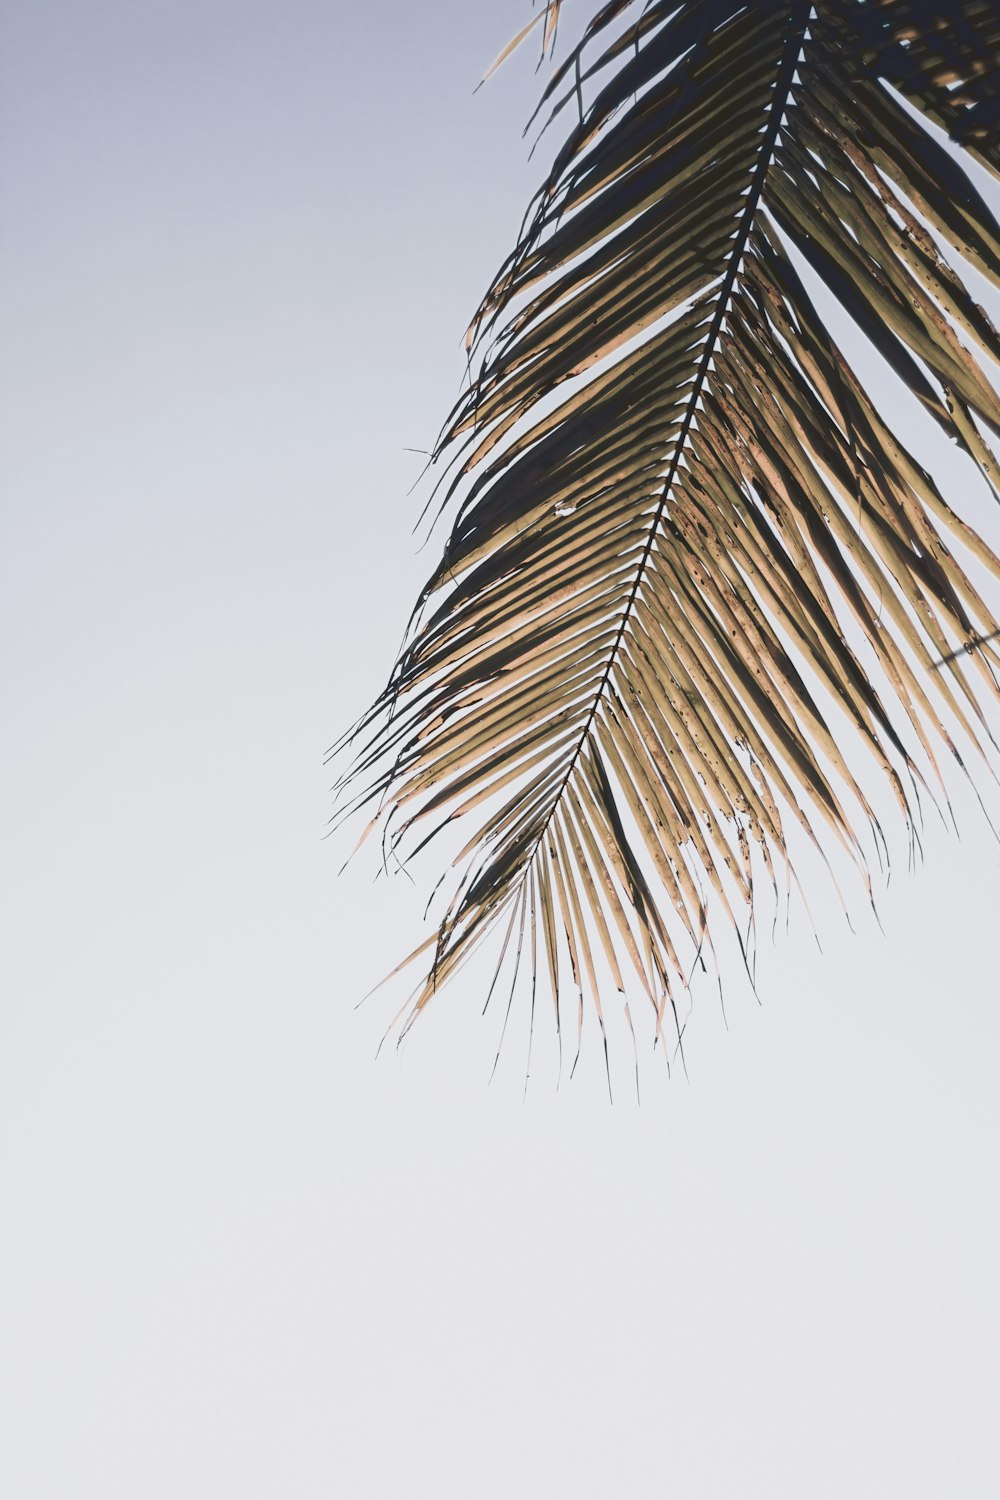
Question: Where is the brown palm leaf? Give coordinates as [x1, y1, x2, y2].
[334, 0, 1000, 1076]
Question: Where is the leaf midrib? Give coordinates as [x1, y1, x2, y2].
[516, 2, 814, 883]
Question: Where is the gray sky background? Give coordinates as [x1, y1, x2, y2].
[2, 3, 999, 1496]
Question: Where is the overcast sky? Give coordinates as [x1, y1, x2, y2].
[2, 3, 999, 1496]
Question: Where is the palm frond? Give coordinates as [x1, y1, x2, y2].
[336, 0, 1000, 1075]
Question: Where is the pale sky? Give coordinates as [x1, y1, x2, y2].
[2, 3, 999, 1497]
